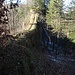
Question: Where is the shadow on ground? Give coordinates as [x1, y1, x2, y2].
[0, 23, 75, 75]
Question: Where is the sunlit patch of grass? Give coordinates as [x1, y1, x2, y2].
[69, 31, 75, 43]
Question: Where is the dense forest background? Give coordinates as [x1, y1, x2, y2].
[0, 0, 75, 46]
[46, 0, 75, 42]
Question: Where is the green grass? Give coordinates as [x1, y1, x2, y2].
[69, 31, 75, 43]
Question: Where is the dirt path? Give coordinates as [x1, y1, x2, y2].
[43, 51, 75, 75]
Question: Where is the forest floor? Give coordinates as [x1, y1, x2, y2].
[0, 30, 75, 75]
[0, 42, 75, 75]
[33, 49, 75, 75]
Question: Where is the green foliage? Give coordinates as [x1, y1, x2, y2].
[33, 0, 48, 15]
[46, 0, 63, 24]
[18, 7, 25, 18]
[62, 0, 75, 42]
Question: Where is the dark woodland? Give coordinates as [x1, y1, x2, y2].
[0, 0, 75, 75]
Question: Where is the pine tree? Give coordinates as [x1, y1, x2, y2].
[46, 0, 63, 32]
[33, 0, 48, 15]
